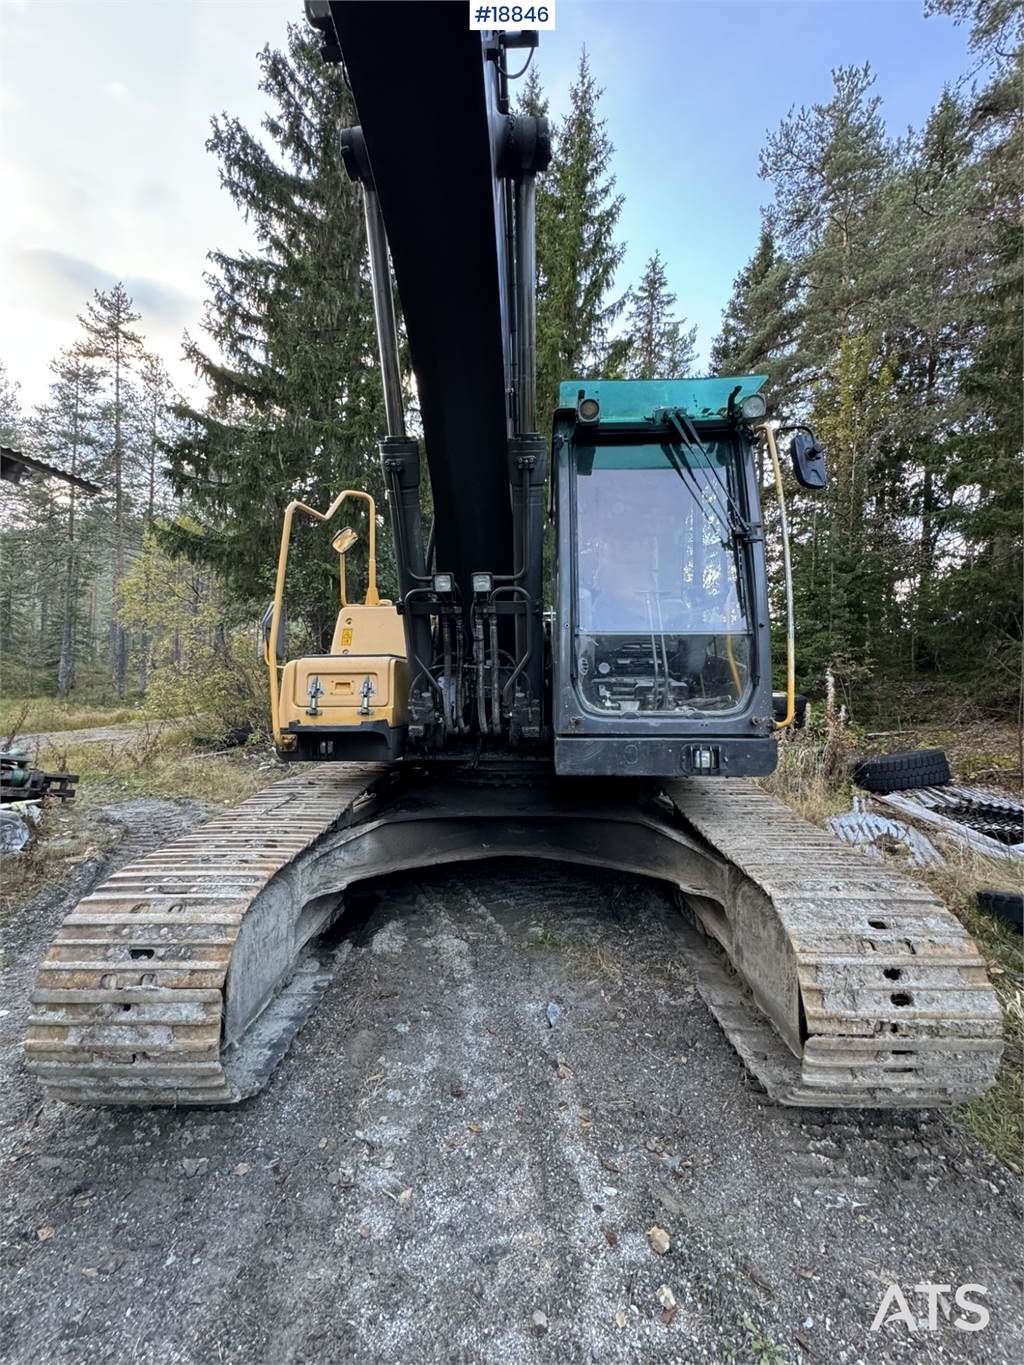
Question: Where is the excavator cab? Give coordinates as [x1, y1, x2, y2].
[268, 490, 409, 761]
[552, 376, 778, 777]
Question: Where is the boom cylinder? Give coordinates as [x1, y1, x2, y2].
[362, 185, 406, 440]
[514, 175, 537, 436]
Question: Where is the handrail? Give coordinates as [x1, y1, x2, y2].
[268, 489, 379, 748]
[762, 424, 796, 728]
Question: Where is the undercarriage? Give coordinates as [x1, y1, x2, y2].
[27, 763, 1001, 1109]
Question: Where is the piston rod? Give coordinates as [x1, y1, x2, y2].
[362, 184, 405, 439]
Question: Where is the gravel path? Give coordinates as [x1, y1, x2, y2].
[15, 725, 145, 751]
[0, 802, 1021, 1365]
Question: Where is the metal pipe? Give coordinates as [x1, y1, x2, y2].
[489, 612, 501, 733]
[514, 175, 537, 434]
[764, 424, 796, 728]
[361, 186, 405, 439]
[474, 611, 488, 734]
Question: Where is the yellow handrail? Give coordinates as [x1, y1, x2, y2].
[268, 489, 379, 748]
[762, 424, 796, 728]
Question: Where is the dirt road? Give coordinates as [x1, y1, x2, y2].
[15, 725, 144, 752]
[1, 798, 1021, 1364]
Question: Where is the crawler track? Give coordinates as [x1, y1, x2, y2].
[673, 784, 1002, 1105]
[26, 768, 1002, 1108]
[26, 766, 382, 1105]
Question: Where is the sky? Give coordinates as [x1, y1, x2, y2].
[0, 0, 976, 410]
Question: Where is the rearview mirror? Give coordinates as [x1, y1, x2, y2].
[260, 602, 287, 664]
[789, 431, 827, 490]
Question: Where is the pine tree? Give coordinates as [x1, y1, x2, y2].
[919, 0, 1023, 693]
[78, 283, 144, 697]
[136, 354, 174, 523]
[525, 52, 627, 420]
[164, 23, 386, 647]
[0, 361, 28, 679]
[760, 65, 889, 372]
[623, 251, 696, 379]
[0, 360, 20, 445]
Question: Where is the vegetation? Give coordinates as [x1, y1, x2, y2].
[162, 24, 391, 646]
[713, 2, 1021, 710]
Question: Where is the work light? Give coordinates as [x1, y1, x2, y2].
[471, 572, 493, 595]
[576, 397, 601, 424]
[433, 572, 453, 594]
[740, 394, 767, 421]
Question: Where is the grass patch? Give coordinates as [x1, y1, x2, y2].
[922, 852, 1023, 1171]
[760, 727, 854, 825]
[1, 696, 144, 738]
[35, 727, 281, 805]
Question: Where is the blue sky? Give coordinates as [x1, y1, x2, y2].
[1, 0, 974, 407]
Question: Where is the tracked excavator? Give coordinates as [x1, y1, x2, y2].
[26, 2, 1002, 1108]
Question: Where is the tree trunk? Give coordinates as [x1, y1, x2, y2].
[57, 383, 81, 699]
[111, 327, 127, 698]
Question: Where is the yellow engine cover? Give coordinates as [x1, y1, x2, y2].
[279, 655, 410, 730]
[330, 604, 407, 657]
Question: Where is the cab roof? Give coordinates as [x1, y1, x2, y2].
[557, 375, 768, 425]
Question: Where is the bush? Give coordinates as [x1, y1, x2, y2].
[142, 637, 268, 743]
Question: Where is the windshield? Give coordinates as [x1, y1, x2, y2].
[573, 439, 752, 715]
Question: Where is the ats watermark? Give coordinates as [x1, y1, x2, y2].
[871, 1283, 989, 1333]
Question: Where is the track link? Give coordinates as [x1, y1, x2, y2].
[670, 781, 1003, 1106]
[26, 766, 381, 1106]
[26, 767, 1001, 1110]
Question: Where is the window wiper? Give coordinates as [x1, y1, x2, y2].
[657, 440, 733, 545]
[657, 408, 752, 544]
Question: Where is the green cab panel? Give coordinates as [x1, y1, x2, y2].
[557, 375, 768, 424]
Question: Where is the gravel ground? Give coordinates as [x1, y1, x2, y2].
[17, 725, 145, 750]
[0, 798, 1021, 1365]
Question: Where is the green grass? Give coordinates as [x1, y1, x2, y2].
[35, 727, 279, 805]
[929, 856, 1024, 1171]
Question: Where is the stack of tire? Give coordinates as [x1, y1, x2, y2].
[851, 748, 951, 794]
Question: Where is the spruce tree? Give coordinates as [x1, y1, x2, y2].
[524, 52, 627, 421]
[165, 23, 386, 647]
[760, 65, 889, 370]
[710, 222, 800, 397]
[623, 252, 696, 379]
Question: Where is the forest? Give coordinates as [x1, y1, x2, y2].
[1, 0, 1019, 729]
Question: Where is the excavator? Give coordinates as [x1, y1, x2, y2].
[25, 2, 1001, 1108]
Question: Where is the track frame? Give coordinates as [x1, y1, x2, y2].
[27, 764, 1001, 1108]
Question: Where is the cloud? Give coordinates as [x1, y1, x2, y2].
[9, 248, 198, 330]
[105, 79, 130, 101]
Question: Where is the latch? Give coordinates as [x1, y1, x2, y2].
[306, 675, 325, 716]
[359, 675, 375, 716]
